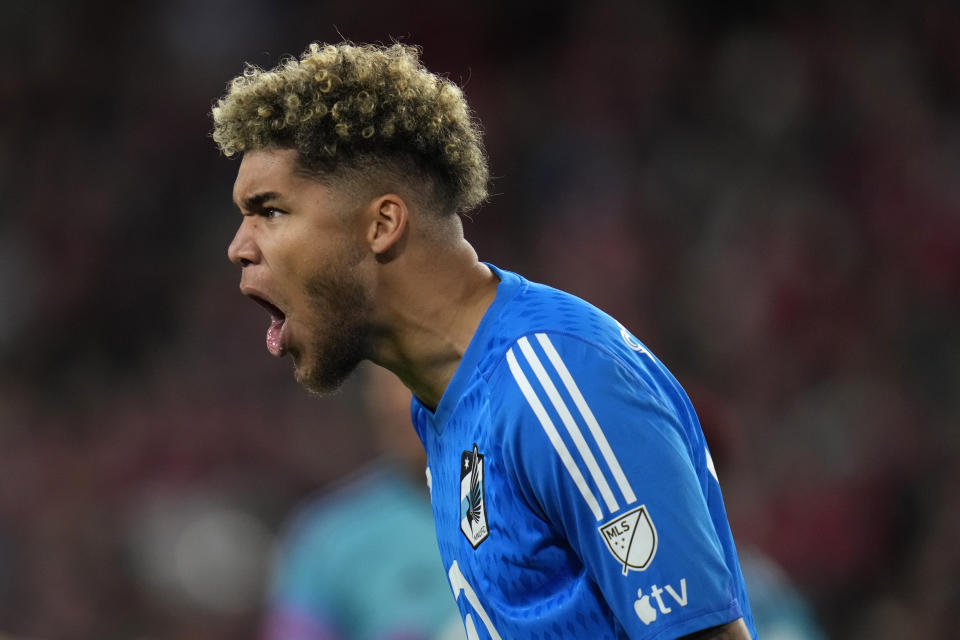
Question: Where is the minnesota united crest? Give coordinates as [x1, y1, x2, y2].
[460, 443, 489, 547]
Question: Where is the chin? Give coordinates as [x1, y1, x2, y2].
[293, 354, 362, 396]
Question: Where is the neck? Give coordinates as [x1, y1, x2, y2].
[369, 239, 499, 410]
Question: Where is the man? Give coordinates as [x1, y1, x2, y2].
[214, 42, 756, 639]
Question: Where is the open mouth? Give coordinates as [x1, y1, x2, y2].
[248, 294, 287, 357]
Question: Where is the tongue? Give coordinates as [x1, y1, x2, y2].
[266, 317, 285, 356]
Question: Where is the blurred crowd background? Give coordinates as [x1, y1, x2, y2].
[1, 0, 958, 638]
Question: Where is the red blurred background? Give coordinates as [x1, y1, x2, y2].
[0, 1, 958, 637]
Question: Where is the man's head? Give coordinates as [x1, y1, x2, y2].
[212, 41, 488, 216]
[214, 42, 489, 395]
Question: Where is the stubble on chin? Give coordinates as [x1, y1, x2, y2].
[295, 270, 371, 396]
[294, 349, 362, 396]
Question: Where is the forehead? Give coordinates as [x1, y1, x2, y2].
[232, 148, 306, 206]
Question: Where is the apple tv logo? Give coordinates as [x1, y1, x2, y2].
[634, 579, 689, 625]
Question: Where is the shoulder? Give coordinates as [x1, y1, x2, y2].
[483, 324, 704, 491]
[485, 328, 685, 479]
[479, 267, 650, 382]
[478, 266, 698, 450]
[485, 325, 669, 431]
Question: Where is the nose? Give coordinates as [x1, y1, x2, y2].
[227, 219, 260, 267]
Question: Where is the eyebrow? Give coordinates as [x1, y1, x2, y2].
[237, 191, 282, 211]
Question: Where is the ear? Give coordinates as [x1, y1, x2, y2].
[366, 194, 408, 258]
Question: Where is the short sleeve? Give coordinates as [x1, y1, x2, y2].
[498, 332, 743, 638]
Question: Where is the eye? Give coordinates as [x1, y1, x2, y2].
[264, 207, 286, 219]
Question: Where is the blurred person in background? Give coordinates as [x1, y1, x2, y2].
[263, 364, 464, 640]
[215, 42, 755, 638]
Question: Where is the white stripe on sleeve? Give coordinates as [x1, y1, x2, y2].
[536, 333, 638, 506]
[516, 336, 619, 514]
[506, 348, 604, 521]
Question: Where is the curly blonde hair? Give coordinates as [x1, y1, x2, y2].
[211, 42, 488, 214]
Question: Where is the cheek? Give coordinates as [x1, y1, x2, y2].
[302, 237, 363, 278]
[274, 236, 330, 280]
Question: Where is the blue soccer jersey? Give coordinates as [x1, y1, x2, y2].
[411, 265, 757, 640]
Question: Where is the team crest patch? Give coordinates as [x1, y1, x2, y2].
[460, 444, 489, 547]
[599, 505, 658, 575]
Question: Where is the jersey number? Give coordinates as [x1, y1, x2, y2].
[448, 561, 503, 640]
